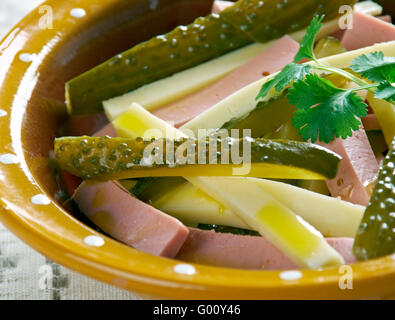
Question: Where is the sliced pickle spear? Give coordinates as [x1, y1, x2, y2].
[112, 102, 344, 268]
[54, 136, 341, 180]
[353, 138, 395, 260]
[314, 36, 347, 59]
[66, 0, 355, 115]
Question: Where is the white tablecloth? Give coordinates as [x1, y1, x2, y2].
[0, 0, 139, 300]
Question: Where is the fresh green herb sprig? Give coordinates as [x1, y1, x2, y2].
[256, 15, 395, 143]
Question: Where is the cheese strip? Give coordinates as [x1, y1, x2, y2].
[103, 1, 381, 121]
[113, 103, 345, 268]
[95, 123, 364, 238]
[73, 180, 189, 257]
[103, 23, 343, 121]
[151, 177, 364, 237]
[181, 41, 395, 136]
[186, 176, 344, 269]
[177, 228, 356, 270]
[152, 35, 299, 127]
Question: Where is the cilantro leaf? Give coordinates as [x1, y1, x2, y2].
[256, 63, 312, 100]
[256, 14, 394, 144]
[351, 52, 395, 104]
[289, 74, 368, 143]
[350, 52, 395, 83]
[256, 14, 323, 101]
[375, 81, 395, 103]
[294, 15, 324, 63]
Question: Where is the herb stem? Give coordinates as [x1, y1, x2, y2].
[349, 83, 379, 92]
[313, 64, 372, 90]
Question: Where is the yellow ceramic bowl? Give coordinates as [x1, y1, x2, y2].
[0, 0, 394, 300]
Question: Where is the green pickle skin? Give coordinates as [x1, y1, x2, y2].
[54, 136, 341, 180]
[66, 14, 248, 115]
[66, 0, 356, 115]
[353, 138, 395, 260]
[220, 0, 352, 42]
[221, 93, 296, 138]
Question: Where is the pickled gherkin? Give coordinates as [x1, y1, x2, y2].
[314, 36, 346, 59]
[54, 136, 341, 180]
[353, 138, 395, 260]
[220, 0, 352, 42]
[66, 0, 356, 115]
[221, 93, 296, 138]
[220, 35, 347, 139]
[66, 14, 248, 116]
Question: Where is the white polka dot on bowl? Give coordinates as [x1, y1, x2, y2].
[31, 194, 51, 205]
[173, 264, 196, 275]
[0, 110, 7, 117]
[19, 53, 35, 62]
[70, 8, 86, 18]
[279, 270, 303, 281]
[84, 235, 105, 247]
[0, 154, 19, 164]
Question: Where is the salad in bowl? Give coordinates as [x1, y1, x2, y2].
[54, 0, 395, 271]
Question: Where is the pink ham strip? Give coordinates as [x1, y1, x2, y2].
[341, 12, 395, 50]
[73, 181, 189, 258]
[176, 228, 356, 270]
[331, 15, 393, 40]
[152, 35, 300, 127]
[81, 124, 354, 268]
[83, 125, 355, 268]
[78, 8, 353, 265]
[317, 128, 379, 206]
[75, 124, 189, 258]
[325, 12, 394, 205]
[211, 0, 234, 13]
